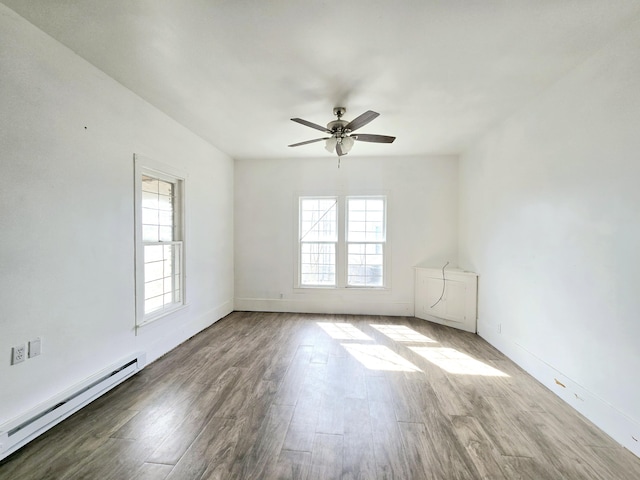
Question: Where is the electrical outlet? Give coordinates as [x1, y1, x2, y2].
[11, 344, 26, 365]
[29, 337, 42, 358]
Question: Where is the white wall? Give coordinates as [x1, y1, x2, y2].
[235, 155, 458, 316]
[459, 17, 640, 456]
[0, 5, 234, 425]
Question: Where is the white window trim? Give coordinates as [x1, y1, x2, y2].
[134, 154, 188, 329]
[295, 193, 390, 291]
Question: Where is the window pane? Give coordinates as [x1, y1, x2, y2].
[347, 197, 385, 242]
[145, 296, 163, 314]
[145, 279, 164, 299]
[142, 225, 159, 242]
[300, 242, 336, 286]
[158, 194, 173, 211]
[142, 208, 159, 225]
[159, 226, 173, 241]
[142, 191, 159, 209]
[144, 244, 163, 262]
[158, 180, 173, 196]
[142, 242, 182, 315]
[300, 198, 337, 242]
[347, 243, 384, 287]
[144, 260, 164, 282]
[142, 176, 158, 193]
[159, 210, 173, 226]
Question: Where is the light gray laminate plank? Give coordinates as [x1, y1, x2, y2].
[368, 400, 415, 479]
[228, 404, 295, 479]
[498, 455, 558, 480]
[0, 407, 139, 479]
[273, 450, 312, 480]
[60, 437, 150, 480]
[342, 397, 377, 480]
[472, 395, 542, 458]
[146, 381, 232, 465]
[515, 410, 602, 480]
[308, 433, 344, 480]
[282, 363, 326, 452]
[399, 419, 480, 480]
[450, 415, 507, 479]
[128, 462, 174, 480]
[272, 345, 314, 406]
[586, 445, 640, 480]
[164, 417, 239, 480]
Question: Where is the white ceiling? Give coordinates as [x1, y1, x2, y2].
[4, 1, 640, 159]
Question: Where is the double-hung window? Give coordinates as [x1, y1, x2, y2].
[346, 197, 386, 287]
[134, 155, 185, 326]
[298, 195, 387, 288]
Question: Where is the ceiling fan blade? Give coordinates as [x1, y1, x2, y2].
[353, 133, 396, 143]
[288, 137, 329, 147]
[336, 142, 345, 156]
[291, 118, 331, 133]
[345, 110, 379, 132]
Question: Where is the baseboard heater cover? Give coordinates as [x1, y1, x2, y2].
[0, 352, 146, 461]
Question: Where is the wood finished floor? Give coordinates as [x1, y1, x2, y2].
[2, 312, 640, 480]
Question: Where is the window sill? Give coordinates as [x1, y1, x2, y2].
[136, 303, 189, 329]
[293, 286, 390, 294]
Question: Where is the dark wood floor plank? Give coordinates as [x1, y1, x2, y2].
[2, 312, 640, 480]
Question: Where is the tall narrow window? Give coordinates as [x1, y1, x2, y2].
[299, 197, 338, 286]
[347, 197, 386, 287]
[135, 156, 185, 325]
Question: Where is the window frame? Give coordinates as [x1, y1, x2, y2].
[134, 154, 187, 328]
[296, 194, 388, 290]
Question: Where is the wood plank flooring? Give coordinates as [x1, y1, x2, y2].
[2, 311, 640, 479]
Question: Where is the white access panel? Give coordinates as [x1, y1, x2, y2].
[415, 267, 478, 333]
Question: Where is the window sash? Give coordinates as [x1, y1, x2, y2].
[346, 242, 384, 287]
[300, 241, 337, 286]
[142, 241, 183, 317]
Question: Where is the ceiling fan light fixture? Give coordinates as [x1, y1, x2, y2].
[341, 136, 354, 154]
[325, 136, 337, 153]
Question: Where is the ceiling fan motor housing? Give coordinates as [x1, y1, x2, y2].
[327, 119, 349, 136]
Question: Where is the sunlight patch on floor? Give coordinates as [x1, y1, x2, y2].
[342, 344, 422, 372]
[317, 322, 373, 341]
[409, 347, 509, 377]
[370, 324, 437, 343]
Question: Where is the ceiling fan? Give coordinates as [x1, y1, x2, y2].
[288, 107, 395, 156]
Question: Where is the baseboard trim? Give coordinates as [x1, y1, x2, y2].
[233, 297, 413, 317]
[478, 323, 640, 458]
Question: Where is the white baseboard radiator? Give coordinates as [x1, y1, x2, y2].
[0, 352, 146, 461]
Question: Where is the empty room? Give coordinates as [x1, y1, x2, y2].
[1, 1, 640, 479]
